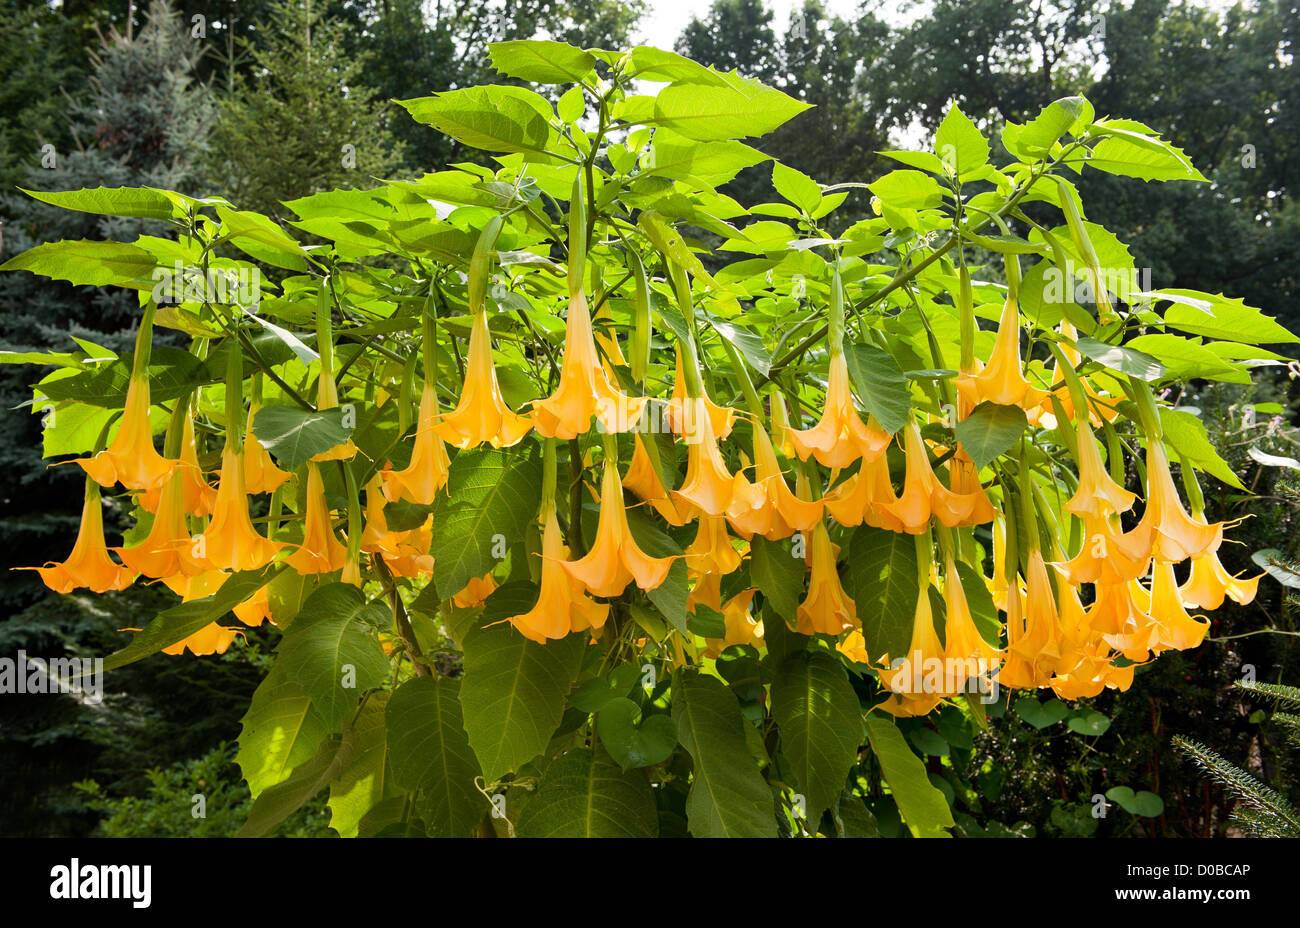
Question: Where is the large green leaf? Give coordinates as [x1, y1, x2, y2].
[276, 583, 390, 731]
[845, 342, 911, 433]
[398, 86, 557, 155]
[1, 239, 158, 289]
[103, 567, 280, 670]
[845, 526, 919, 664]
[237, 659, 329, 797]
[770, 650, 863, 818]
[671, 668, 777, 837]
[771, 162, 822, 213]
[386, 676, 486, 838]
[1159, 408, 1247, 490]
[649, 73, 810, 142]
[935, 104, 989, 177]
[1126, 334, 1249, 384]
[38, 346, 209, 407]
[431, 446, 543, 599]
[327, 692, 392, 838]
[252, 405, 352, 470]
[1086, 120, 1206, 182]
[1075, 335, 1165, 381]
[867, 170, 944, 210]
[487, 40, 597, 84]
[20, 185, 195, 220]
[750, 535, 805, 626]
[515, 748, 659, 837]
[865, 717, 954, 837]
[648, 131, 769, 186]
[1156, 290, 1298, 345]
[238, 734, 346, 838]
[459, 619, 585, 782]
[954, 401, 1028, 470]
[596, 697, 678, 770]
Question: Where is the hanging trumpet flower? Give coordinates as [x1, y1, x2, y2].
[20, 477, 135, 593]
[78, 300, 176, 492]
[383, 314, 451, 504]
[285, 462, 347, 574]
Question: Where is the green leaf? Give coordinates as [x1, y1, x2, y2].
[648, 131, 769, 186]
[1126, 334, 1248, 384]
[103, 567, 280, 670]
[1074, 335, 1165, 381]
[487, 40, 596, 84]
[770, 650, 863, 818]
[1067, 709, 1111, 737]
[1106, 786, 1164, 817]
[868, 170, 944, 210]
[431, 447, 543, 600]
[459, 619, 585, 782]
[276, 583, 390, 731]
[846, 526, 919, 663]
[625, 506, 688, 633]
[1014, 697, 1070, 729]
[1087, 120, 1206, 182]
[1156, 290, 1298, 344]
[514, 748, 659, 837]
[1252, 549, 1300, 589]
[844, 342, 911, 434]
[954, 402, 1028, 470]
[20, 185, 194, 220]
[1011, 96, 1093, 158]
[1, 239, 157, 289]
[708, 315, 772, 376]
[252, 405, 351, 469]
[237, 734, 346, 838]
[672, 668, 778, 837]
[1159, 408, 1247, 490]
[38, 346, 209, 407]
[237, 658, 329, 797]
[216, 205, 308, 271]
[750, 535, 805, 627]
[650, 73, 811, 142]
[327, 692, 391, 838]
[596, 698, 678, 770]
[771, 162, 822, 213]
[398, 85, 557, 155]
[865, 717, 954, 837]
[935, 104, 989, 176]
[386, 676, 486, 837]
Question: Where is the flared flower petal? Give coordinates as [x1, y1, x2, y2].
[787, 352, 890, 469]
[561, 461, 675, 597]
[285, 462, 346, 574]
[795, 522, 856, 636]
[198, 447, 284, 572]
[382, 382, 451, 504]
[77, 374, 175, 491]
[434, 310, 532, 449]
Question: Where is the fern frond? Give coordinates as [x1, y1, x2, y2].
[1229, 807, 1300, 839]
[1172, 736, 1300, 832]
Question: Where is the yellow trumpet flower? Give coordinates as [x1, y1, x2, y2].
[1180, 548, 1260, 610]
[664, 353, 735, 440]
[138, 411, 216, 515]
[787, 351, 889, 469]
[1149, 560, 1210, 652]
[824, 454, 905, 532]
[21, 480, 135, 593]
[685, 513, 743, 576]
[78, 373, 175, 491]
[726, 424, 822, 540]
[434, 310, 532, 449]
[285, 463, 347, 574]
[1127, 442, 1221, 563]
[116, 470, 206, 579]
[532, 291, 648, 439]
[382, 381, 451, 505]
[955, 294, 1046, 411]
[795, 522, 856, 636]
[506, 509, 609, 644]
[197, 447, 284, 572]
[876, 587, 946, 718]
[622, 433, 690, 526]
[671, 396, 740, 518]
[560, 460, 675, 598]
[1065, 418, 1136, 519]
[242, 404, 291, 495]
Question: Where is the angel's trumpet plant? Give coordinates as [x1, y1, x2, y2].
[21, 478, 135, 593]
[703, 588, 763, 657]
[685, 513, 743, 576]
[242, 392, 291, 496]
[941, 553, 1001, 677]
[1127, 440, 1222, 563]
[824, 454, 904, 532]
[507, 446, 610, 643]
[139, 409, 216, 515]
[622, 431, 690, 526]
[1148, 560, 1210, 652]
[78, 301, 175, 492]
[560, 439, 675, 598]
[664, 353, 736, 440]
[195, 350, 284, 573]
[955, 292, 1047, 412]
[876, 558, 946, 717]
[726, 421, 821, 539]
[1064, 417, 1136, 519]
[434, 220, 532, 448]
[795, 521, 857, 636]
[310, 284, 359, 463]
[532, 292, 647, 439]
[384, 316, 451, 504]
[787, 270, 889, 468]
[1180, 544, 1261, 610]
[285, 462, 347, 574]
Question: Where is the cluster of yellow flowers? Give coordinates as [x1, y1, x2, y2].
[23, 279, 1259, 715]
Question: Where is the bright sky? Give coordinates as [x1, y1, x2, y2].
[634, 0, 870, 52]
